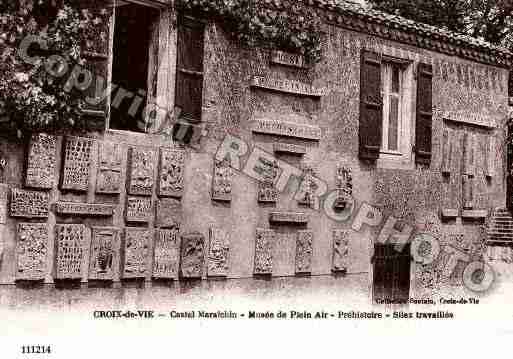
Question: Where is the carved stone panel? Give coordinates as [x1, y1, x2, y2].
[10, 189, 49, 218]
[297, 165, 317, 207]
[16, 223, 49, 280]
[123, 228, 153, 279]
[89, 227, 121, 281]
[207, 227, 230, 277]
[158, 148, 185, 198]
[126, 196, 153, 223]
[0, 184, 7, 224]
[334, 165, 353, 210]
[55, 224, 90, 280]
[96, 141, 123, 194]
[295, 230, 313, 274]
[273, 142, 307, 155]
[153, 228, 180, 279]
[156, 198, 182, 228]
[180, 232, 205, 279]
[271, 50, 307, 69]
[269, 212, 309, 225]
[254, 229, 275, 275]
[212, 160, 232, 202]
[128, 147, 157, 196]
[252, 118, 322, 140]
[61, 136, 94, 191]
[332, 230, 349, 273]
[250, 76, 324, 97]
[55, 202, 115, 217]
[25, 133, 57, 189]
[258, 158, 279, 203]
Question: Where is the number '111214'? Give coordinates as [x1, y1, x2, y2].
[21, 345, 51, 354]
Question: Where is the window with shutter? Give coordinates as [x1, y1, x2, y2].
[415, 63, 433, 165]
[373, 243, 411, 304]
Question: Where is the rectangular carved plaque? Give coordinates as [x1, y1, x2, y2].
[180, 232, 205, 279]
[158, 148, 185, 198]
[89, 227, 121, 281]
[10, 188, 49, 218]
[295, 230, 313, 275]
[0, 184, 7, 224]
[212, 160, 232, 202]
[153, 228, 180, 279]
[96, 141, 123, 194]
[55, 224, 90, 280]
[252, 119, 321, 141]
[250, 76, 324, 97]
[269, 212, 309, 225]
[443, 110, 498, 129]
[128, 147, 157, 196]
[254, 229, 275, 275]
[61, 136, 94, 191]
[207, 227, 230, 277]
[123, 228, 153, 279]
[273, 142, 307, 155]
[156, 198, 182, 228]
[258, 157, 279, 203]
[25, 133, 57, 189]
[16, 223, 49, 280]
[126, 196, 153, 223]
[332, 230, 349, 273]
[55, 202, 115, 217]
[271, 50, 306, 69]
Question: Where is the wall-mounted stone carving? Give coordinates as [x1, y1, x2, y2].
[153, 227, 180, 279]
[258, 158, 279, 203]
[269, 212, 309, 225]
[156, 198, 182, 228]
[55, 202, 115, 217]
[123, 228, 152, 279]
[89, 227, 120, 281]
[252, 118, 321, 141]
[207, 227, 230, 277]
[295, 230, 313, 275]
[128, 147, 157, 196]
[0, 184, 7, 224]
[61, 136, 94, 191]
[126, 196, 153, 223]
[332, 230, 349, 273]
[16, 223, 49, 280]
[271, 50, 307, 69]
[462, 175, 474, 209]
[273, 142, 307, 155]
[297, 165, 317, 207]
[334, 165, 353, 210]
[212, 159, 232, 202]
[250, 76, 324, 97]
[55, 224, 90, 280]
[96, 141, 123, 194]
[180, 232, 205, 279]
[443, 110, 498, 129]
[10, 189, 49, 218]
[254, 229, 275, 275]
[158, 148, 185, 198]
[25, 133, 57, 189]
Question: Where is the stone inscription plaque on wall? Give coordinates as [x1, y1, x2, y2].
[443, 110, 498, 129]
[254, 229, 275, 275]
[269, 212, 309, 225]
[123, 228, 152, 279]
[273, 142, 307, 155]
[16, 223, 49, 280]
[55, 202, 115, 217]
[158, 148, 185, 198]
[153, 228, 180, 279]
[128, 147, 157, 196]
[0, 184, 7, 224]
[252, 118, 321, 141]
[250, 76, 324, 97]
[271, 50, 306, 69]
[295, 230, 313, 275]
[61, 136, 94, 191]
[10, 189, 49, 218]
[89, 227, 120, 281]
[332, 230, 349, 273]
[207, 227, 230, 277]
[55, 224, 90, 280]
[156, 198, 182, 228]
[180, 233, 205, 279]
[126, 196, 153, 223]
[25, 133, 57, 189]
[96, 141, 123, 194]
[212, 160, 232, 202]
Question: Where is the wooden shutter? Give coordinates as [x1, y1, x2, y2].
[415, 63, 433, 165]
[373, 243, 411, 303]
[175, 16, 205, 123]
[359, 50, 383, 160]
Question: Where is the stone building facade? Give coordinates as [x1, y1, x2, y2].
[0, 0, 512, 308]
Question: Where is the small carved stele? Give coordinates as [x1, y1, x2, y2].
[297, 165, 318, 207]
[16, 223, 49, 281]
[158, 148, 185, 198]
[180, 232, 205, 279]
[332, 230, 349, 273]
[55, 202, 115, 217]
[212, 159, 232, 202]
[295, 230, 313, 275]
[123, 228, 153, 279]
[89, 227, 121, 281]
[258, 158, 279, 203]
[207, 227, 230, 277]
[334, 166, 353, 210]
[25, 133, 57, 189]
[0, 184, 7, 224]
[126, 196, 153, 223]
[153, 227, 180, 279]
[10, 188, 49, 218]
[128, 147, 157, 196]
[254, 229, 275, 275]
[61, 136, 94, 191]
[269, 212, 309, 225]
[156, 198, 182, 228]
[55, 224, 91, 280]
[96, 141, 123, 194]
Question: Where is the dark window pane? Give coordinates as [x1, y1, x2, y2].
[392, 65, 400, 93]
[388, 96, 399, 151]
[175, 72, 203, 121]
